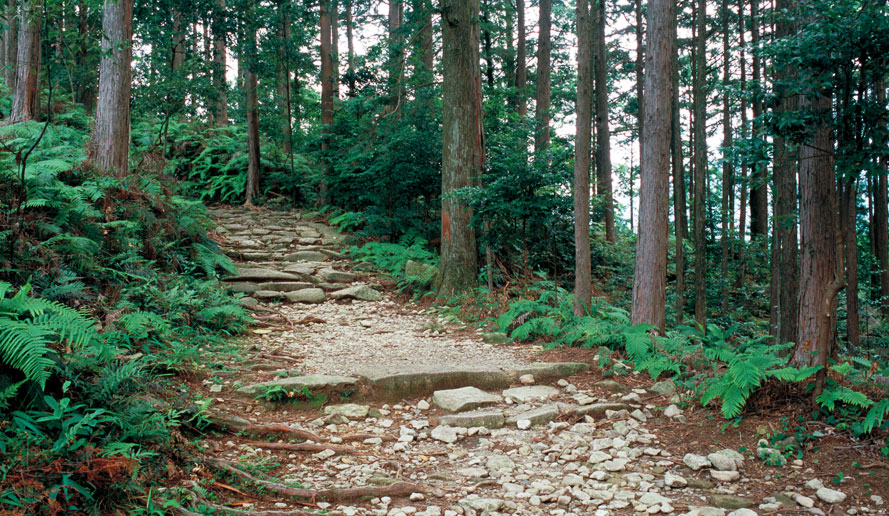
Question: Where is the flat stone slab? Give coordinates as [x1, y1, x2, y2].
[258, 281, 314, 292]
[285, 288, 326, 304]
[226, 268, 302, 282]
[330, 285, 382, 301]
[357, 363, 590, 400]
[320, 269, 357, 283]
[254, 290, 286, 299]
[282, 264, 318, 275]
[572, 402, 631, 418]
[323, 403, 370, 419]
[507, 404, 562, 428]
[285, 251, 329, 262]
[236, 374, 359, 396]
[439, 410, 506, 429]
[432, 386, 502, 412]
[502, 385, 560, 402]
[230, 282, 260, 294]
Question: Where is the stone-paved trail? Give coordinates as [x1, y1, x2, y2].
[192, 206, 881, 516]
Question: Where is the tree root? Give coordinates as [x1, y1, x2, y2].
[235, 424, 325, 442]
[205, 457, 425, 502]
[339, 433, 397, 443]
[174, 482, 324, 516]
[246, 441, 359, 455]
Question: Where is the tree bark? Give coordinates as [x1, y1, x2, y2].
[171, 8, 185, 72]
[244, 5, 260, 204]
[876, 117, 889, 314]
[594, 0, 614, 243]
[772, 0, 799, 345]
[792, 90, 840, 375]
[346, 0, 356, 94]
[631, 0, 674, 332]
[534, 0, 551, 153]
[388, 0, 403, 110]
[212, 0, 227, 125]
[90, 0, 132, 177]
[635, 0, 644, 156]
[671, 12, 685, 324]
[318, 0, 334, 205]
[439, 0, 483, 296]
[719, 0, 733, 311]
[692, 0, 707, 328]
[515, 0, 527, 116]
[574, 0, 593, 315]
[277, 4, 292, 153]
[842, 178, 859, 348]
[481, 0, 493, 88]
[10, 0, 40, 123]
[331, 0, 339, 101]
[3, 0, 17, 91]
[419, 0, 434, 73]
[749, 0, 768, 239]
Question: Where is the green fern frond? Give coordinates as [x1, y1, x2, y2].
[861, 398, 889, 434]
[816, 386, 873, 411]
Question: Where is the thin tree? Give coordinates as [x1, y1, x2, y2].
[875, 85, 889, 314]
[748, 0, 768, 238]
[671, 10, 685, 324]
[212, 0, 227, 125]
[318, 0, 334, 205]
[515, 0, 527, 116]
[10, 0, 41, 123]
[534, 0, 551, 153]
[692, 0, 707, 327]
[631, 0, 674, 332]
[90, 0, 133, 177]
[594, 0, 615, 242]
[439, 0, 483, 296]
[719, 0, 733, 309]
[3, 0, 17, 90]
[244, 3, 260, 204]
[574, 0, 593, 315]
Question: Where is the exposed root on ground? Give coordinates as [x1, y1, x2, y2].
[205, 457, 426, 502]
[246, 441, 360, 455]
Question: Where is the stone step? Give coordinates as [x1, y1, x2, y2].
[225, 268, 302, 282]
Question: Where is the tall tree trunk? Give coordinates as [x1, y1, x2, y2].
[388, 0, 403, 110]
[76, 4, 96, 112]
[318, 0, 333, 205]
[692, 0, 707, 328]
[439, 0, 483, 296]
[773, 0, 799, 344]
[277, 4, 293, 153]
[10, 0, 40, 123]
[419, 0, 433, 72]
[748, 0, 768, 239]
[515, 0, 527, 116]
[720, 0, 733, 310]
[331, 0, 339, 101]
[792, 89, 840, 381]
[481, 0, 494, 88]
[212, 0, 227, 125]
[171, 9, 185, 71]
[736, 0, 748, 283]
[843, 178, 860, 348]
[631, 0, 674, 332]
[346, 0, 356, 94]
[574, 0, 593, 315]
[534, 0, 551, 153]
[91, 0, 132, 177]
[671, 12, 685, 324]
[635, 0, 644, 161]
[505, 1, 515, 93]
[3, 0, 17, 91]
[244, 11, 260, 204]
[876, 84, 889, 314]
[594, 0, 614, 243]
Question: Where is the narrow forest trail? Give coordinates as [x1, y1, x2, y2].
[176, 206, 884, 516]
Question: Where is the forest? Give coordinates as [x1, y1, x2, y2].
[1, 0, 889, 513]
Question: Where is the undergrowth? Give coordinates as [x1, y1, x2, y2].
[0, 101, 249, 513]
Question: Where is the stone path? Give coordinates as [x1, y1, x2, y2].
[196, 207, 882, 516]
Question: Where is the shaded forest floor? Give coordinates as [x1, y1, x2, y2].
[170, 206, 889, 516]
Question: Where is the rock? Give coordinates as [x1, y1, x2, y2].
[258, 281, 314, 292]
[330, 285, 383, 301]
[573, 403, 631, 418]
[664, 404, 683, 418]
[238, 297, 259, 309]
[519, 374, 535, 385]
[502, 385, 560, 402]
[602, 458, 629, 472]
[417, 400, 430, 410]
[253, 290, 286, 299]
[756, 447, 787, 466]
[816, 488, 847, 504]
[320, 269, 357, 283]
[405, 260, 437, 283]
[516, 419, 532, 430]
[486, 455, 516, 471]
[664, 471, 688, 488]
[683, 453, 712, 471]
[631, 409, 648, 422]
[226, 268, 302, 282]
[481, 332, 509, 344]
[685, 507, 727, 516]
[285, 251, 329, 262]
[432, 386, 501, 413]
[794, 495, 815, 508]
[323, 403, 370, 419]
[649, 379, 678, 396]
[285, 288, 326, 304]
[640, 493, 671, 506]
[871, 495, 884, 506]
[708, 495, 755, 510]
[439, 410, 505, 429]
[236, 374, 359, 396]
[230, 282, 260, 294]
[727, 510, 758, 516]
[710, 470, 740, 482]
[595, 379, 630, 392]
[209, 384, 223, 393]
[588, 451, 612, 464]
[708, 450, 743, 471]
[507, 404, 561, 428]
[459, 497, 503, 513]
[805, 479, 825, 490]
[430, 425, 459, 444]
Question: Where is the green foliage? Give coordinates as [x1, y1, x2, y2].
[349, 235, 438, 291]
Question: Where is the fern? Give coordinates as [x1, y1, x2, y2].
[861, 398, 889, 434]
[816, 385, 873, 411]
